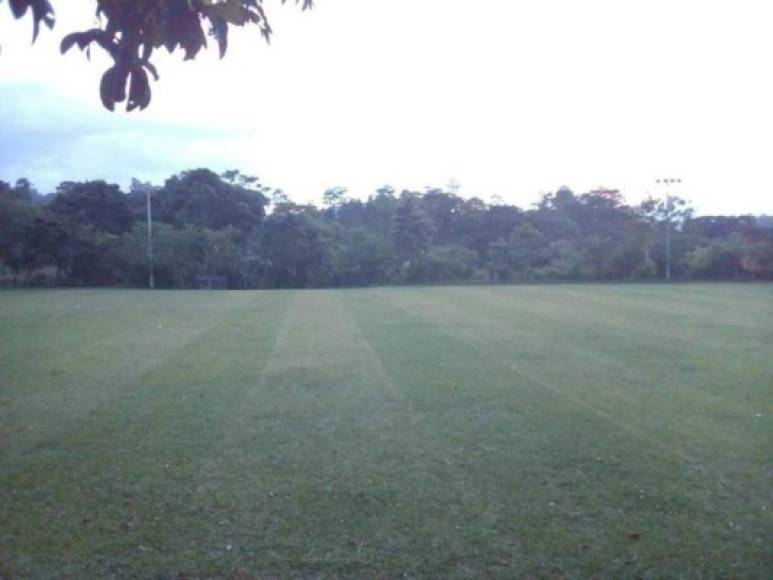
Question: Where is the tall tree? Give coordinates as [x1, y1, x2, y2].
[322, 187, 348, 210]
[392, 191, 433, 272]
[420, 188, 466, 245]
[0, 180, 38, 274]
[50, 180, 132, 235]
[640, 195, 693, 281]
[255, 212, 328, 288]
[157, 169, 268, 237]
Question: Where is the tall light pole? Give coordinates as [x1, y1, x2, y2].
[146, 187, 155, 289]
[656, 178, 682, 282]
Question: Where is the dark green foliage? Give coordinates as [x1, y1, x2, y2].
[156, 169, 267, 238]
[50, 180, 132, 235]
[0, 181, 38, 273]
[406, 244, 479, 283]
[6, 0, 54, 41]
[1, 171, 772, 287]
[6, 0, 313, 111]
[330, 227, 394, 286]
[392, 191, 434, 265]
[322, 186, 348, 211]
[251, 211, 329, 288]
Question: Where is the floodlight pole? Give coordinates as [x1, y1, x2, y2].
[147, 187, 155, 290]
[656, 178, 682, 282]
[665, 211, 672, 282]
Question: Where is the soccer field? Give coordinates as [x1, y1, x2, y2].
[1, 285, 771, 578]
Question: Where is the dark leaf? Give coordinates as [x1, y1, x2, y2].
[60, 32, 82, 55]
[111, 63, 130, 104]
[127, 68, 151, 112]
[60, 29, 106, 54]
[30, 0, 54, 42]
[143, 61, 160, 82]
[99, 64, 129, 111]
[99, 67, 117, 111]
[178, 10, 207, 60]
[8, 0, 31, 19]
[211, 16, 228, 59]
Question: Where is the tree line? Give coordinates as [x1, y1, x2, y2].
[1, 169, 772, 288]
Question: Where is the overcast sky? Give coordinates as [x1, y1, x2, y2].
[1, 0, 772, 215]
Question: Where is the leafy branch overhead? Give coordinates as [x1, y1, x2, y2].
[5, 0, 313, 111]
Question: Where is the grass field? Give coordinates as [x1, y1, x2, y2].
[1, 284, 771, 578]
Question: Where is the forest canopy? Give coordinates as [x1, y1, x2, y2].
[1, 170, 772, 288]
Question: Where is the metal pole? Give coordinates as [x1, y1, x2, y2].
[656, 178, 681, 282]
[147, 187, 155, 289]
[665, 215, 671, 282]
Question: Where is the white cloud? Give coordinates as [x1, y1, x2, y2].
[1, 0, 772, 214]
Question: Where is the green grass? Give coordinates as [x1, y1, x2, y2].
[1, 284, 771, 578]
